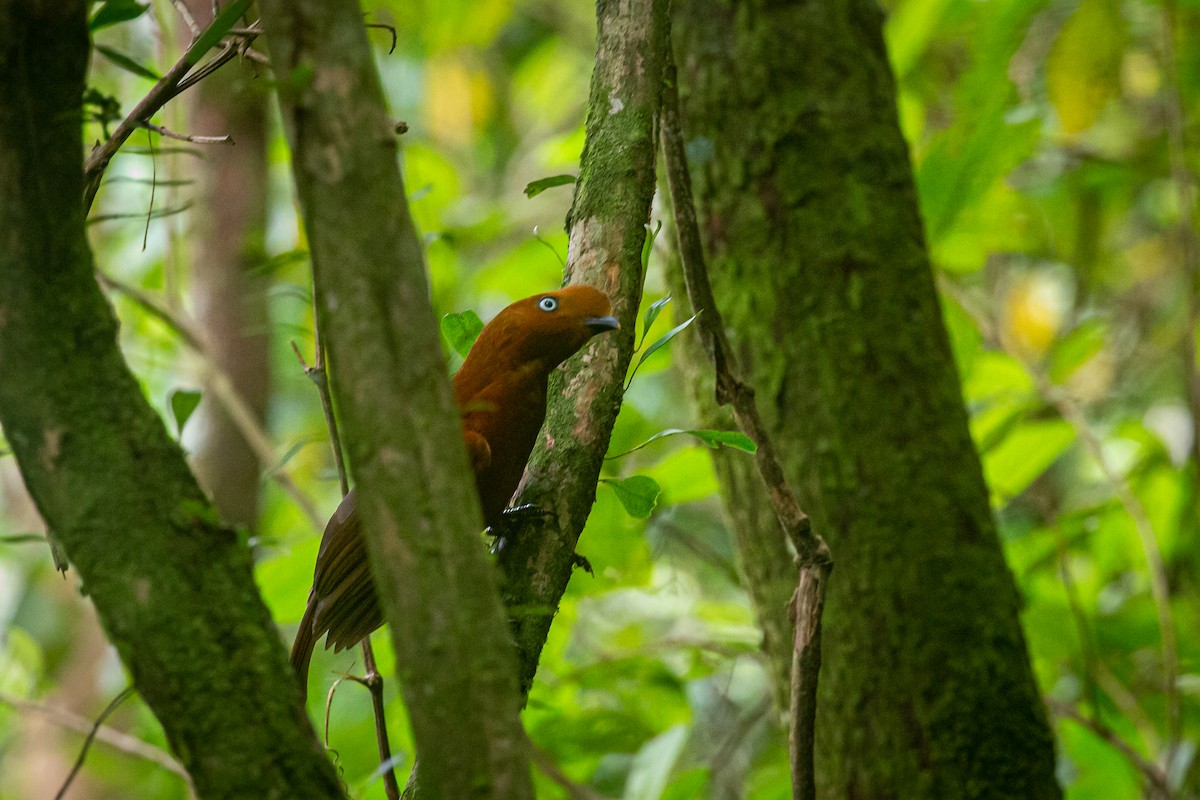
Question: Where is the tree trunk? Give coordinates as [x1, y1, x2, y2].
[261, 1, 535, 797]
[671, 1, 1063, 797]
[0, 4, 344, 798]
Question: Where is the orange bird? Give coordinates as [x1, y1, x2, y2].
[291, 285, 619, 697]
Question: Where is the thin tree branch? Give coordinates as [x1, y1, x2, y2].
[291, 305, 399, 800]
[83, 0, 258, 214]
[1046, 700, 1171, 800]
[0, 691, 192, 787]
[54, 686, 136, 800]
[141, 120, 234, 145]
[660, 54, 832, 800]
[96, 272, 323, 529]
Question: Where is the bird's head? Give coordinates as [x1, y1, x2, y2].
[464, 285, 620, 376]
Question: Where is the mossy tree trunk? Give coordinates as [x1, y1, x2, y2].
[261, 1, 535, 797]
[671, 1, 1062, 797]
[0, 3, 345, 798]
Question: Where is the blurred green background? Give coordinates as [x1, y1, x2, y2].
[0, 0, 1197, 797]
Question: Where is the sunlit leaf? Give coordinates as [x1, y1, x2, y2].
[523, 174, 576, 197]
[169, 388, 202, 435]
[984, 419, 1076, 504]
[441, 310, 484, 357]
[1046, 0, 1126, 135]
[94, 44, 160, 80]
[601, 476, 661, 519]
[641, 219, 662, 272]
[626, 313, 699, 388]
[640, 295, 671, 350]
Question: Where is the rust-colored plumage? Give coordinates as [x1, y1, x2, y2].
[291, 285, 618, 697]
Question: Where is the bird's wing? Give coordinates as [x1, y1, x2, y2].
[309, 489, 384, 653]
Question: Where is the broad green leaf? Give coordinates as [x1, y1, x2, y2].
[94, 45, 160, 81]
[441, 310, 484, 357]
[169, 388, 202, 435]
[608, 428, 756, 459]
[601, 475, 661, 519]
[523, 174, 576, 197]
[983, 419, 1076, 504]
[640, 295, 671, 350]
[89, 0, 149, 32]
[1046, 0, 1126, 135]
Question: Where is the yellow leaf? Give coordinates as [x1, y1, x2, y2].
[1046, 0, 1127, 135]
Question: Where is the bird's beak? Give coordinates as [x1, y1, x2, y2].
[584, 315, 620, 334]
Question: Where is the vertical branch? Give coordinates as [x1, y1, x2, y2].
[495, 0, 671, 698]
[660, 56, 832, 800]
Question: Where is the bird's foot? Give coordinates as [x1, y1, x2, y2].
[487, 504, 552, 554]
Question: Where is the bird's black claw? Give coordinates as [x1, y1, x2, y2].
[572, 553, 593, 575]
[486, 503, 552, 544]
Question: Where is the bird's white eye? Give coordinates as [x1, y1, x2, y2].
[538, 296, 559, 312]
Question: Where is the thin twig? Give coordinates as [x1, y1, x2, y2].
[660, 55, 832, 800]
[1161, 0, 1200, 480]
[53, 686, 136, 800]
[1046, 700, 1171, 799]
[96, 272, 323, 529]
[141, 120, 234, 145]
[168, 0, 202, 39]
[83, 3, 259, 213]
[526, 736, 612, 800]
[0, 691, 192, 787]
[295, 293, 399, 800]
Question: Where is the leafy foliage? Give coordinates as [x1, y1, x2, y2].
[1, 0, 1197, 797]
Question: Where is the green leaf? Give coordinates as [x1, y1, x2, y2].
[89, 0, 150, 31]
[183, 0, 253, 65]
[169, 388, 203, 435]
[608, 428, 756, 459]
[94, 44, 161, 80]
[625, 724, 689, 800]
[626, 312, 699, 387]
[641, 219, 663, 272]
[441, 310, 484, 357]
[983, 419, 1076, 504]
[640, 294, 671, 349]
[523, 174, 576, 198]
[1047, 319, 1107, 384]
[602, 476, 661, 519]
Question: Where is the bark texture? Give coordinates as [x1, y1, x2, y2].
[260, 2, 534, 798]
[0, 3, 344, 798]
[496, 0, 671, 698]
[672, 0, 1063, 797]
